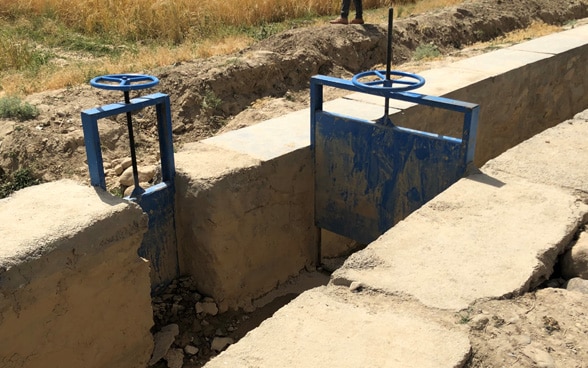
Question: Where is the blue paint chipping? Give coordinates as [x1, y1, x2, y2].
[311, 74, 479, 245]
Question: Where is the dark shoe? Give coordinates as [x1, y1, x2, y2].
[350, 18, 365, 24]
[330, 17, 349, 25]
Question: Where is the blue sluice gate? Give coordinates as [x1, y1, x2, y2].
[311, 74, 479, 245]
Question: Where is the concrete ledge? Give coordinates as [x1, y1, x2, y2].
[205, 287, 471, 368]
[483, 110, 588, 192]
[332, 169, 588, 310]
[0, 180, 153, 368]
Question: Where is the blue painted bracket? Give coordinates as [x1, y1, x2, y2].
[311, 75, 479, 245]
[81, 92, 178, 290]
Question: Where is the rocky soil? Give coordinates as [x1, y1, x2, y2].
[1, 0, 588, 367]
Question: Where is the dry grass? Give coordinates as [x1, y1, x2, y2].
[0, 0, 563, 96]
[0, 0, 411, 41]
[491, 20, 561, 44]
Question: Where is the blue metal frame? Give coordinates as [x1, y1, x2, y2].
[81, 92, 178, 290]
[81, 92, 175, 190]
[311, 75, 479, 245]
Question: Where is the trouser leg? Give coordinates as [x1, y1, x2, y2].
[340, 0, 351, 18]
[353, 0, 363, 18]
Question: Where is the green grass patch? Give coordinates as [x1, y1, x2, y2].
[0, 167, 42, 199]
[0, 96, 40, 121]
[413, 43, 441, 61]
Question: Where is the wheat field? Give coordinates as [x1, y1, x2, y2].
[0, 0, 423, 42]
[0, 0, 464, 95]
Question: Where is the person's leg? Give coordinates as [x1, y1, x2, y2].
[330, 0, 351, 24]
[353, 0, 363, 19]
[340, 0, 351, 18]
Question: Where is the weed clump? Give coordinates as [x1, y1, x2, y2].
[413, 43, 441, 61]
[0, 96, 40, 121]
[0, 167, 42, 198]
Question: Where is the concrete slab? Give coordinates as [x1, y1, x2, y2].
[332, 172, 588, 311]
[414, 67, 489, 96]
[204, 287, 471, 368]
[203, 109, 309, 161]
[175, 141, 260, 179]
[509, 24, 588, 54]
[0, 180, 135, 268]
[482, 112, 588, 192]
[446, 48, 550, 76]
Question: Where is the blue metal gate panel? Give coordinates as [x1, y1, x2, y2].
[311, 75, 479, 245]
[81, 93, 178, 290]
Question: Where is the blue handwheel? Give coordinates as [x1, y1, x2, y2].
[90, 74, 159, 91]
[352, 70, 425, 95]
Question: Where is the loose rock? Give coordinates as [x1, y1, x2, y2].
[184, 345, 199, 355]
[566, 277, 588, 294]
[149, 323, 180, 365]
[349, 281, 364, 292]
[196, 300, 219, 316]
[164, 348, 184, 368]
[119, 165, 157, 186]
[561, 231, 588, 279]
[522, 345, 555, 368]
[470, 315, 489, 331]
[211, 337, 234, 352]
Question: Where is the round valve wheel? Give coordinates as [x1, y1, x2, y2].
[90, 74, 159, 91]
[352, 70, 425, 95]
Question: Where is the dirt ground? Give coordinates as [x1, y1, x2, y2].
[1, 0, 587, 367]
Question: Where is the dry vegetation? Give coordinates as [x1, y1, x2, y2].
[0, 0, 467, 96]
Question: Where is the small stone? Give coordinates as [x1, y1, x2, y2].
[512, 334, 532, 346]
[196, 301, 218, 316]
[507, 316, 520, 325]
[164, 348, 184, 368]
[211, 337, 234, 352]
[561, 232, 588, 279]
[349, 281, 364, 292]
[566, 277, 588, 294]
[172, 123, 187, 134]
[522, 345, 555, 368]
[119, 165, 156, 186]
[149, 324, 179, 365]
[184, 345, 199, 355]
[469, 315, 489, 330]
